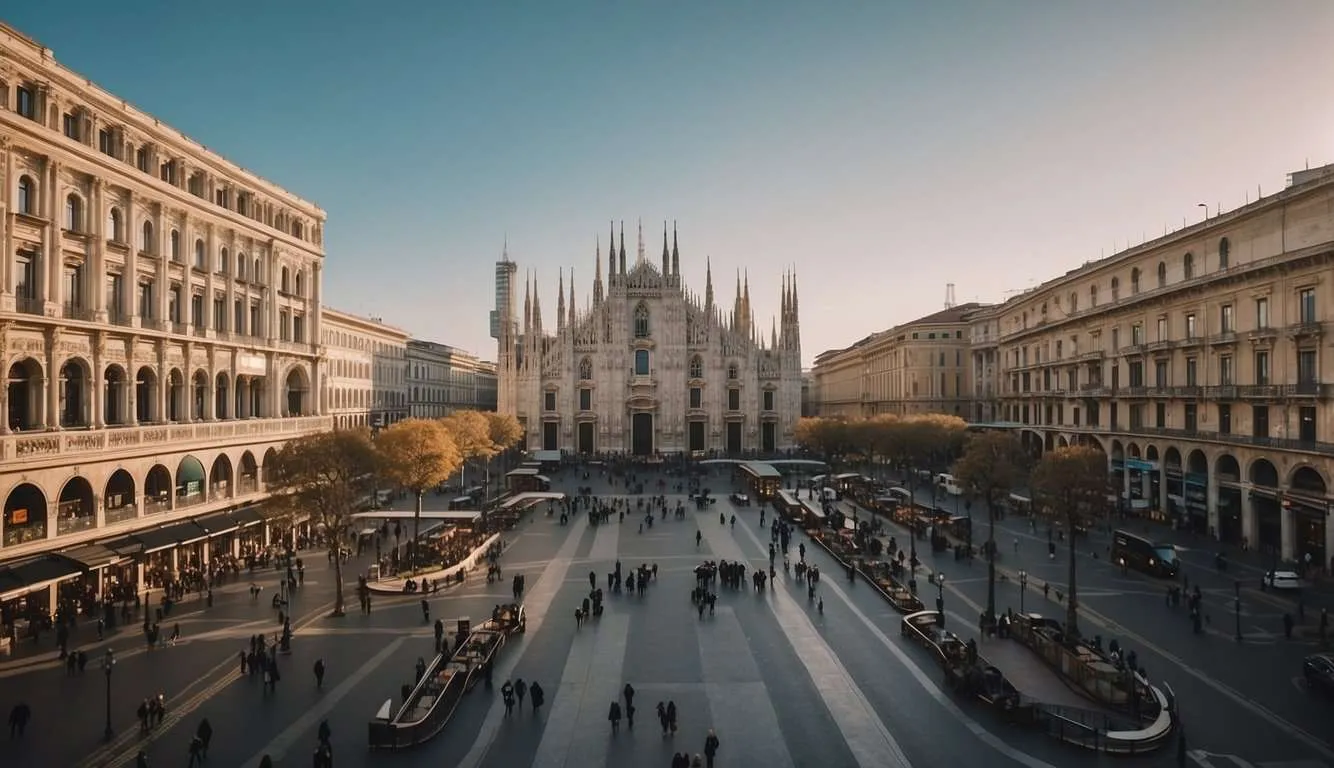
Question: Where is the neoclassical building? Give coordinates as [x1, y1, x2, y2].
[498, 222, 803, 455]
[0, 23, 328, 614]
[322, 308, 408, 429]
[406, 339, 497, 419]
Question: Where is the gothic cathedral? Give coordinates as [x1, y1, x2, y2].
[497, 221, 803, 456]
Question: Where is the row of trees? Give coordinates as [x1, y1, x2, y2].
[798, 414, 1109, 641]
[264, 410, 524, 616]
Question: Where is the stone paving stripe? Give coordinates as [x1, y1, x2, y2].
[701, 516, 913, 768]
[534, 611, 631, 768]
[588, 519, 621, 562]
[456, 514, 590, 768]
[696, 607, 796, 768]
[238, 636, 406, 768]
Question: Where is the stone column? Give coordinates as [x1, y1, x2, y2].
[1280, 496, 1295, 562]
[124, 197, 138, 325]
[1, 135, 13, 305]
[266, 249, 279, 346]
[1240, 489, 1256, 549]
[91, 179, 107, 321]
[1206, 477, 1219, 537]
[156, 207, 169, 326]
[205, 351, 217, 421]
[204, 224, 216, 335]
[44, 159, 63, 311]
[310, 262, 323, 343]
[92, 335, 104, 428]
[45, 329, 60, 428]
[156, 342, 168, 423]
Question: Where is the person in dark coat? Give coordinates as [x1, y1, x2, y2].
[704, 729, 720, 768]
[196, 718, 213, 756]
[608, 700, 622, 733]
[529, 681, 545, 713]
[8, 702, 31, 737]
[314, 658, 326, 688]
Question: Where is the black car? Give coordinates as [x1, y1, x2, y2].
[1303, 654, 1334, 696]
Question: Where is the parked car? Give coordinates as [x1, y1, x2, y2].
[1303, 654, 1334, 696]
[729, 493, 750, 506]
[1263, 570, 1303, 591]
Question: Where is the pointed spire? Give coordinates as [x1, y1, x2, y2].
[742, 270, 752, 333]
[593, 236, 604, 303]
[568, 269, 576, 329]
[671, 221, 679, 276]
[609, 221, 617, 277]
[532, 275, 542, 334]
[662, 221, 670, 274]
[618, 221, 626, 274]
[705, 256, 714, 312]
[522, 271, 532, 337]
[771, 318, 778, 349]
[791, 270, 799, 315]
[502, 233, 510, 263]
[556, 269, 566, 331]
[636, 218, 645, 264]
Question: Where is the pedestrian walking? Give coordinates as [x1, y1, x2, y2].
[501, 680, 515, 716]
[188, 735, 205, 767]
[657, 701, 669, 735]
[515, 678, 528, 707]
[8, 702, 31, 738]
[135, 750, 149, 768]
[420, 598, 430, 623]
[530, 681, 545, 713]
[667, 700, 678, 733]
[704, 728, 721, 768]
[318, 718, 332, 746]
[197, 718, 213, 757]
[608, 700, 622, 733]
[314, 658, 326, 688]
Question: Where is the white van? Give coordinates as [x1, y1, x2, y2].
[935, 474, 963, 496]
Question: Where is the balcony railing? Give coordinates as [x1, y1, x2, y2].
[144, 498, 172, 515]
[15, 296, 43, 316]
[1071, 424, 1334, 458]
[140, 317, 165, 331]
[170, 321, 187, 335]
[236, 477, 259, 495]
[104, 503, 138, 526]
[0, 415, 332, 463]
[1287, 321, 1324, 337]
[62, 303, 94, 321]
[193, 325, 208, 338]
[108, 310, 133, 327]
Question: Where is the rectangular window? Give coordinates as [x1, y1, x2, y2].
[279, 309, 291, 341]
[544, 391, 556, 411]
[1219, 356, 1233, 386]
[107, 273, 123, 319]
[213, 296, 225, 331]
[579, 388, 591, 411]
[634, 349, 650, 376]
[1185, 313, 1197, 338]
[136, 146, 151, 174]
[1298, 349, 1317, 385]
[293, 314, 305, 343]
[1185, 357, 1197, 386]
[689, 387, 702, 409]
[1155, 403, 1166, 428]
[16, 86, 35, 119]
[1218, 404, 1231, 435]
[1111, 328, 1120, 350]
[168, 286, 181, 324]
[1128, 361, 1144, 387]
[1254, 350, 1269, 386]
[1299, 406, 1317, 442]
[1255, 297, 1269, 329]
[1131, 323, 1143, 346]
[1129, 404, 1144, 430]
[1299, 288, 1317, 324]
[1220, 304, 1234, 333]
[1252, 405, 1269, 438]
[1154, 360, 1168, 387]
[250, 303, 261, 336]
[190, 294, 203, 327]
[763, 390, 774, 410]
[98, 128, 116, 158]
[728, 388, 740, 411]
[234, 299, 245, 333]
[1184, 402, 1198, 432]
[63, 113, 81, 141]
[1156, 317, 1167, 341]
[138, 281, 154, 320]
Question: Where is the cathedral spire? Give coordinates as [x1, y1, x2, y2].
[522, 272, 532, 341]
[771, 318, 778, 350]
[705, 256, 714, 314]
[637, 218, 645, 265]
[618, 221, 626, 275]
[742, 270, 752, 334]
[609, 221, 617, 277]
[556, 269, 566, 332]
[568, 269, 576, 329]
[662, 221, 670, 275]
[593, 237, 604, 303]
[671, 221, 680, 276]
[532, 275, 542, 336]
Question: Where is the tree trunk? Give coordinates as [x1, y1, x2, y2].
[331, 537, 346, 617]
[985, 492, 997, 622]
[413, 490, 424, 573]
[1065, 507, 1080, 639]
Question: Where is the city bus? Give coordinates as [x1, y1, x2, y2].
[1110, 529, 1179, 578]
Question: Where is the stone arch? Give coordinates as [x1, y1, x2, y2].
[215, 371, 230, 419]
[176, 455, 206, 505]
[57, 475, 96, 535]
[58, 356, 93, 428]
[1248, 458, 1279, 488]
[1186, 449, 1208, 476]
[1145, 445, 1159, 462]
[1289, 464, 1327, 496]
[1216, 454, 1241, 482]
[261, 447, 278, 488]
[7, 357, 46, 431]
[284, 365, 311, 416]
[1127, 442, 1142, 459]
[1163, 446, 1182, 471]
[1110, 440, 1124, 461]
[238, 450, 259, 493]
[191, 370, 209, 420]
[134, 366, 159, 423]
[103, 363, 129, 425]
[104, 469, 136, 523]
[144, 464, 172, 514]
[3, 482, 48, 546]
[166, 367, 186, 422]
[210, 454, 233, 498]
[1057, 434, 1070, 448]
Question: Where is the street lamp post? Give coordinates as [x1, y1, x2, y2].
[936, 572, 946, 626]
[907, 465, 918, 594]
[1019, 570, 1028, 614]
[1234, 580, 1242, 642]
[101, 648, 116, 741]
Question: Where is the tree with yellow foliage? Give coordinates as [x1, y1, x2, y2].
[376, 418, 462, 572]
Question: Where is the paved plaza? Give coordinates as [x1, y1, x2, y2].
[3, 467, 1331, 768]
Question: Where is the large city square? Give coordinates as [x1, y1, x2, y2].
[5, 4, 1334, 768]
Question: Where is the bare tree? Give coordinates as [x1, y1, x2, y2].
[953, 431, 1026, 624]
[1030, 444, 1108, 640]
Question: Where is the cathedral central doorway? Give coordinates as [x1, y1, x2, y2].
[688, 421, 705, 453]
[577, 422, 595, 454]
[631, 412, 654, 456]
[726, 422, 742, 455]
[542, 422, 558, 452]
[761, 422, 776, 454]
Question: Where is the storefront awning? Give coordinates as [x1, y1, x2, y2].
[0, 555, 84, 602]
[134, 521, 209, 554]
[193, 512, 239, 537]
[231, 506, 265, 527]
[101, 535, 145, 557]
[60, 543, 126, 570]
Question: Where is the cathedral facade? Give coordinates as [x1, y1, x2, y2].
[497, 222, 803, 456]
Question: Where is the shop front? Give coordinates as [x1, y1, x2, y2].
[0, 554, 84, 649]
[1286, 494, 1329, 575]
[1251, 489, 1282, 556]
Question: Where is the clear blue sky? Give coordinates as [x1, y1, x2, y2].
[9, 1, 1334, 366]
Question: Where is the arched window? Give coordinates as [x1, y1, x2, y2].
[1110, 277, 1120, 301]
[727, 362, 739, 380]
[17, 175, 35, 215]
[253, 257, 262, 282]
[578, 357, 593, 380]
[1089, 284, 1098, 307]
[1069, 291, 1079, 312]
[280, 266, 290, 293]
[194, 239, 206, 269]
[140, 220, 154, 253]
[634, 349, 650, 376]
[169, 229, 181, 261]
[64, 194, 82, 231]
[689, 355, 703, 379]
[238, 251, 248, 279]
[1157, 262, 1167, 288]
[1218, 237, 1230, 269]
[107, 207, 123, 242]
[219, 247, 230, 275]
[633, 302, 650, 338]
[295, 270, 305, 297]
[1130, 267, 1140, 294]
[292, 220, 304, 239]
[1183, 252, 1195, 280]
